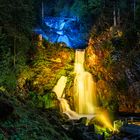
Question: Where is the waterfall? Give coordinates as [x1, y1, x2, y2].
[53, 76, 79, 119]
[53, 50, 96, 116]
[52, 50, 113, 130]
[53, 76, 67, 98]
[74, 49, 96, 114]
[73, 49, 113, 130]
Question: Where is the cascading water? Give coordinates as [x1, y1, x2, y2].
[52, 50, 97, 117]
[52, 76, 79, 119]
[52, 50, 114, 130]
[74, 49, 96, 114]
[73, 50, 113, 130]
[57, 35, 71, 47]
[52, 76, 67, 98]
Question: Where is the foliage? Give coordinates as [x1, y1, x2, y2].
[0, 0, 35, 35]
[71, 0, 86, 18]
[16, 39, 75, 110]
[0, 34, 16, 91]
[29, 91, 58, 109]
[116, 78, 128, 91]
[123, 26, 138, 49]
[0, 95, 71, 140]
[88, 0, 102, 15]
[0, 0, 35, 93]
[95, 125, 111, 138]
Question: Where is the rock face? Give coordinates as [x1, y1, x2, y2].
[85, 28, 140, 114]
[118, 64, 140, 113]
[118, 58, 140, 113]
[43, 109, 99, 140]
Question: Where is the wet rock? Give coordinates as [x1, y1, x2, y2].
[70, 124, 89, 140]
[77, 117, 88, 125]
[66, 117, 97, 140]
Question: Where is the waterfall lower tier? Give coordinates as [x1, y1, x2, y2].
[74, 71, 96, 114]
[52, 76, 79, 119]
[58, 98, 79, 119]
[53, 76, 95, 119]
[74, 50, 96, 114]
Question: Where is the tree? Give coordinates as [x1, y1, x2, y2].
[0, 0, 35, 90]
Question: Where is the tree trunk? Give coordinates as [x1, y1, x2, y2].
[134, 0, 136, 21]
[117, 7, 120, 27]
[14, 37, 16, 68]
[104, 0, 106, 8]
[42, 0, 44, 24]
[113, 3, 117, 27]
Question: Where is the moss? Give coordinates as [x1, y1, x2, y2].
[16, 40, 75, 112]
[95, 125, 111, 138]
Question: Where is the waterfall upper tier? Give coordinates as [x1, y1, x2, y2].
[34, 17, 87, 48]
[52, 76, 67, 98]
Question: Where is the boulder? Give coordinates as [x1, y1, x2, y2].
[0, 98, 14, 120]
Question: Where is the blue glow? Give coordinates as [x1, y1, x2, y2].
[34, 17, 87, 48]
[33, 28, 48, 40]
[58, 35, 71, 47]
